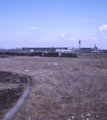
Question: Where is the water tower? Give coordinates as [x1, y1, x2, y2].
[79, 40, 81, 49]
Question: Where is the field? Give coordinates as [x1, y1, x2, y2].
[0, 54, 107, 120]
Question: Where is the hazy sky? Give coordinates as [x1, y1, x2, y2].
[0, 0, 107, 49]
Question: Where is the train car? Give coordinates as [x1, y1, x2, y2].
[4, 51, 20, 56]
[0, 51, 5, 55]
[61, 53, 77, 58]
[19, 52, 30, 56]
[44, 52, 59, 57]
[29, 52, 42, 56]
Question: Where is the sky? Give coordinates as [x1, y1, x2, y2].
[0, 0, 107, 49]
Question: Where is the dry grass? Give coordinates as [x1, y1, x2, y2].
[0, 54, 107, 120]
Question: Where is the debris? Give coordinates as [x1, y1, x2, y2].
[73, 113, 77, 116]
[96, 115, 100, 118]
[68, 118, 71, 120]
[104, 101, 107, 105]
[54, 63, 58, 65]
[86, 118, 89, 120]
[87, 113, 91, 116]
[81, 115, 84, 118]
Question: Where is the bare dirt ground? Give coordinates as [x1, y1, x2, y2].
[0, 71, 28, 119]
[0, 54, 107, 120]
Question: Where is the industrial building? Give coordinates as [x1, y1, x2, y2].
[22, 47, 68, 52]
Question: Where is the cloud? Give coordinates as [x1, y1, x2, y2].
[60, 34, 65, 37]
[90, 37, 98, 41]
[99, 25, 107, 32]
[29, 27, 38, 30]
[60, 34, 77, 41]
[82, 37, 98, 41]
[68, 38, 77, 41]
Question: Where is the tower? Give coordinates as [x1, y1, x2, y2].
[79, 40, 81, 49]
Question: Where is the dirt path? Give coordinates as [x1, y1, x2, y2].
[1, 73, 32, 120]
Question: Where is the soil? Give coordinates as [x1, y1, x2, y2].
[0, 71, 28, 117]
[0, 54, 107, 120]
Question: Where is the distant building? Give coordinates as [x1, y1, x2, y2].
[80, 48, 93, 53]
[101, 50, 107, 53]
[56, 49, 75, 52]
[22, 47, 68, 52]
[94, 44, 98, 51]
[91, 45, 101, 53]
